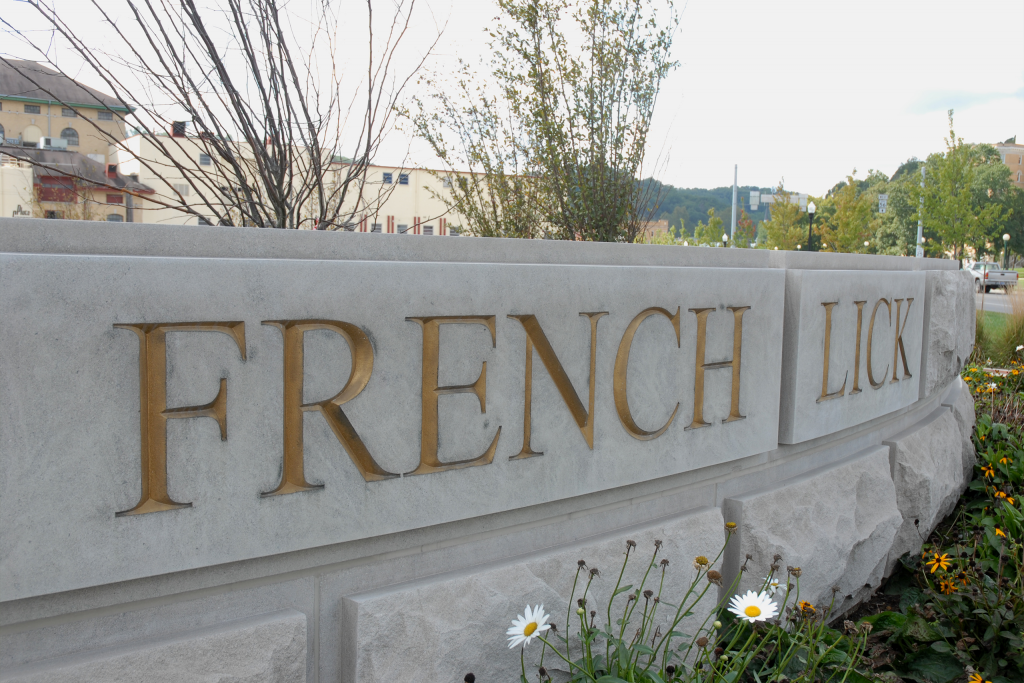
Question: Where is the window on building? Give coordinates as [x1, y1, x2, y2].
[0, 124, 4, 141]
[442, 176, 452, 189]
[422, 225, 433, 235]
[397, 224, 409, 234]
[106, 194, 124, 204]
[98, 111, 114, 121]
[44, 210, 63, 219]
[199, 153, 212, 166]
[198, 216, 212, 226]
[399, 173, 409, 185]
[62, 108, 76, 118]
[106, 214, 123, 222]
[60, 127, 79, 146]
[24, 104, 40, 114]
[1018, 171, 1022, 183]
[372, 223, 382, 233]
[172, 183, 190, 196]
[382, 172, 393, 184]
[39, 176, 76, 202]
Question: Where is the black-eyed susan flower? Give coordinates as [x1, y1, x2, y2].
[995, 528, 1007, 538]
[969, 673, 993, 683]
[506, 605, 551, 648]
[798, 600, 815, 615]
[926, 552, 951, 573]
[939, 578, 956, 594]
[982, 464, 995, 478]
[727, 590, 778, 623]
[999, 456, 1012, 465]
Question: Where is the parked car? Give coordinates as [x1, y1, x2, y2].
[968, 262, 1018, 293]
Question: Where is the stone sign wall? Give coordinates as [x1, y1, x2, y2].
[0, 220, 976, 683]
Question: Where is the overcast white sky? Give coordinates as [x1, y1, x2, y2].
[4, 0, 1022, 195]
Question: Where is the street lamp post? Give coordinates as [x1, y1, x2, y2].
[807, 201, 817, 252]
[1003, 233, 1011, 269]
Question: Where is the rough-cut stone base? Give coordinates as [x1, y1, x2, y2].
[0, 610, 306, 683]
[885, 409, 966, 573]
[920, 270, 976, 399]
[723, 447, 902, 617]
[343, 507, 725, 683]
[944, 377, 978, 483]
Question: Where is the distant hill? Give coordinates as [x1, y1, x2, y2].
[641, 179, 774, 236]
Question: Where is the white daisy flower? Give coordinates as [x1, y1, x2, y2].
[1017, 345, 1023, 351]
[761, 575, 781, 597]
[727, 590, 778, 623]
[507, 604, 551, 648]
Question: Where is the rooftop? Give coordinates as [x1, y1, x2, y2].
[0, 59, 131, 112]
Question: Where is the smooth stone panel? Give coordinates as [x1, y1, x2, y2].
[0, 610, 306, 683]
[342, 507, 725, 683]
[722, 446, 901, 616]
[942, 377, 978, 483]
[919, 270, 975, 399]
[0, 254, 783, 600]
[779, 270, 926, 444]
[883, 409, 965, 573]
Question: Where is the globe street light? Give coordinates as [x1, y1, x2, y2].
[807, 201, 817, 252]
[1003, 233, 1011, 269]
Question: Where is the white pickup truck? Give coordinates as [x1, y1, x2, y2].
[968, 262, 1019, 293]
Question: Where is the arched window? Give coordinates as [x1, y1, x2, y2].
[60, 127, 79, 146]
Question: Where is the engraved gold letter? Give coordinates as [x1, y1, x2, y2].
[406, 316, 500, 475]
[263, 320, 396, 496]
[850, 301, 866, 394]
[818, 302, 847, 403]
[688, 306, 749, 429]
[614, 307, 681, 440]
[891, 298, 914, 382]
[508, 312, 608, 456]
[114, 321, 246, 516]
[866, 299, 891, 389]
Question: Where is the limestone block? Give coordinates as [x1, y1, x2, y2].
[723, 446, 901, 616]
[942, 377, 977, 483]
[778, 270, 926, 444]
[342, 507, 725, 683]
[0, 253, 784, 601]
[920, 270, 976, 399]
[884, 409, 965, 573]
[0, 610, 306, 683]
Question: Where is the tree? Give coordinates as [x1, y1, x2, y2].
[4, 0, 429, 229]
[818, 172, 873, 253]
[919, 111, 1005, 265]
[415, 0, 678, 241]
[733, 208, 755, 247]
[761, 182, 806, 250]
[693, 207, 725, 246]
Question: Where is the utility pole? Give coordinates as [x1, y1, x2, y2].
[916, 166, 925, 258]
[730, 164, 738, 245]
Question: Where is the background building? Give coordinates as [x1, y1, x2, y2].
[995, 140, 1024, 190]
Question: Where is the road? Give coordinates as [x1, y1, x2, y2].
[976, 289, 1015, 314]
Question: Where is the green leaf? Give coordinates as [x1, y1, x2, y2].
[899, 587, 924, 613]
[904, 615, 942, 642]
[930, 640, 953, 653]
[901, 649, 963, 683]
[595, 677, 629, 683]
[612, 584, 634, 597]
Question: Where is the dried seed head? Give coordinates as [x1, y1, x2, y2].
[746, 553, 753, 561]
[589, 567, 600, 578]
[627, 593, 636, 602]
[843, 620, 856, 634]
[706, 570, 723, 586]
[832, 585, 841, 594]
[577, 559, 587, 568]
[538, 667, 547, 678]
[577, 598, 586, 608]
[859, 622, 873, 634]
[789, 566, 802, 578]
[660, 558, 670, 567]
[654, 539, 663, 550]
[773, 553, 783, 562]
[714, 647, 724, 656]
[626, 539, 637, 550]
[770, 563, 780, 572]
[696, 636, 709, 648]
[464, 675, 476, 683]
[643, 589, 654, 599]
[666, 665, 676, 678]
[653, 596, 659, 603]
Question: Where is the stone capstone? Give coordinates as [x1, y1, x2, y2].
[0, 610, 307, 683]
[342, 506, 725, 683]
[723, 446, 902, 617]
[920, 270, 976, 399]
[884, 409, 966, 573]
